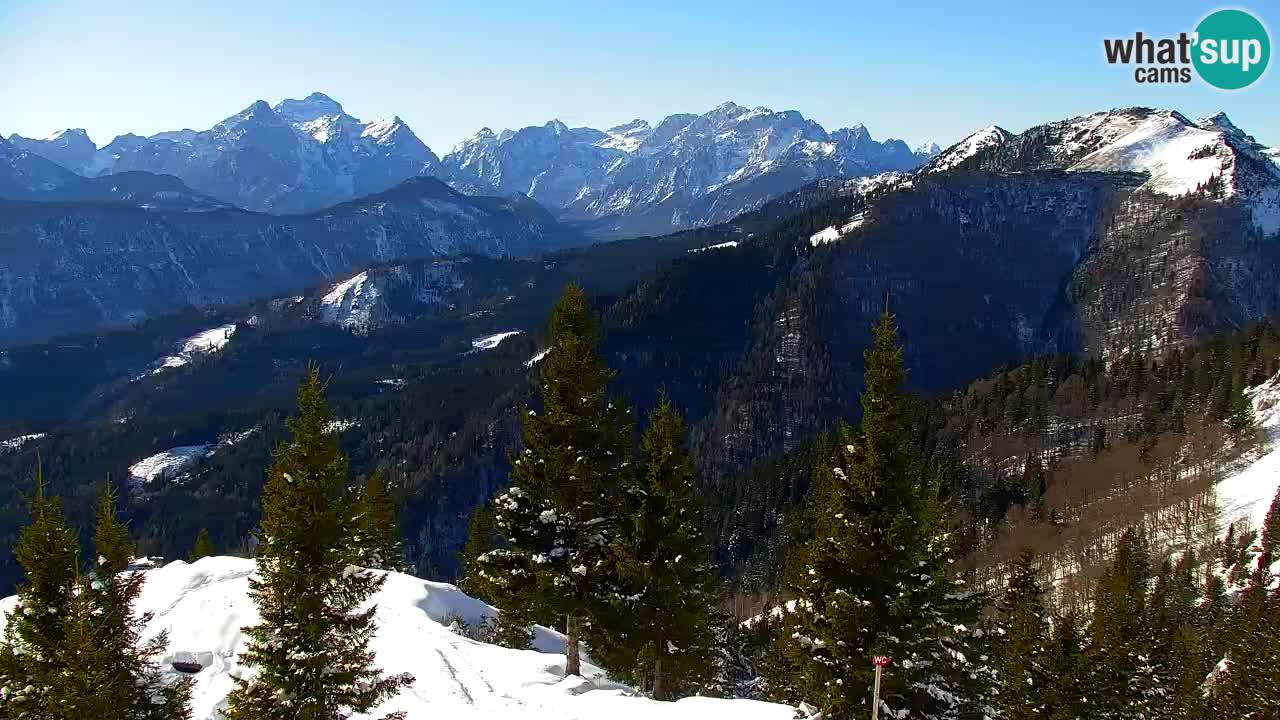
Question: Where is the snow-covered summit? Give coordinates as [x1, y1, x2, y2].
[926, 125, 1013, 174]
[0, 557, 793, 720]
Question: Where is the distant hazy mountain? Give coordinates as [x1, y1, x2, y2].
[443, 101, 934, 238]
[7, 93, 441, 214]
[9, 96, 934, 236]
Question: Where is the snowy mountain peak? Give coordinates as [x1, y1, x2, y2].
[926, 125, 1013, 173]
[274, 92, 348, 124]
[915, 141, 942, 157]
[44, 127, 91, 143]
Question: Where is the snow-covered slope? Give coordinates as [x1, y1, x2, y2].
[128, 445, 212, 485]
[0, 557, 792, 720]
[925, 126, 1013, 174]
[1217, 371, 1280, 535]
[927, 108, 1280, 235]
[148, 324, 238, 375]
[471, 330, 523, 350]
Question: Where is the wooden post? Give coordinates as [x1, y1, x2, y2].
[871, 655, 889, 720]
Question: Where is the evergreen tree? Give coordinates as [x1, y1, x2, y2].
[222, 368, 413, 720]
[79, 483, 194, 720]
[991, 551, 1051, 720]
[601, 395, 720, 699]
[459, 505, 537, 650]
[0, 458, 80, 720]
[189, 528, 216, 561]
[1043, 611, 1088, 720]
[354, 467, 404, 572]
[1086, 527, 1168, 720]
[482, 284, 626, 677]
[768, 312, 982, 719]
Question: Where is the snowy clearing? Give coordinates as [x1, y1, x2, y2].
[148, 324, 238, 376]
[0, 557, 795, 720]
[525, 349, 550, 368]
[687, 240, 739, 253]
[128, 445, 212, 485]
[0, 433, 45, 454]
[472, 330, 523, 350]
[321, 271, 381, 330]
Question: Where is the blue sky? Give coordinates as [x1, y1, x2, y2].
[1, 0, 1276, 153]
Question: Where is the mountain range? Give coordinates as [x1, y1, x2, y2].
[5, 94, 936, 236]
[2, 104, 1278, 587]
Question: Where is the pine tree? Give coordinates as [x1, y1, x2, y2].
[189, 528, 216, 561]
[0, 458, 79, 720]
[459, 506, 537, 650]
[992, 551, 1051, 720]
[482, 284, 626, 677]
[78, 483, 194, 720]
[600, 395, 720, 699]
[354, 467, 404, 572]
[222, 368, 413, 720]
[1043, 611, 1088, 720]
[1087, 527, 1167, 720]
[768, 312, 982, 719]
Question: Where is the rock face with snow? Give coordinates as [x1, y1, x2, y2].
[9, 93, 442, 214]
[924, 107, 1280, 236]
[0, 556, 793, 720]
[0, 178, 580, 346]
[443, 101, 932, 238]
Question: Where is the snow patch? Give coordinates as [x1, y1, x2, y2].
[0, 557, 795, 720]
[687, 241, 739, 253]
[321, 271, 382, 331]
[472, 330, 523, 351]
[0, 433, 45, 454]
[1216, 371, 1280, 535]
[128, 445, 212, 485]
[148, 324, 237, 376]
[525, 349, 550, 368]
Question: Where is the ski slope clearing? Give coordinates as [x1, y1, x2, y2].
[0, 557, 793, 720]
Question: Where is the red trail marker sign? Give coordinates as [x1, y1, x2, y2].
[870, 656, 890, 720]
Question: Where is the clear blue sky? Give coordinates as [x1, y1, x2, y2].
[1, 0, 1276, 153]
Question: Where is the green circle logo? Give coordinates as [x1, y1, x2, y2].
[1193, 9, 1270, 89]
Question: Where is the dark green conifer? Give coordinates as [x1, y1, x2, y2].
[222, 368, 413, 720]
[354, 467, 404, 571]
[0, 458, 79, 720]
[189, 527, 216, 561]
[80, 483, 194, 720]
[992, 551, 1051, 720]
[603, 395, 719, 699]
[768, 312, 981, 719]
[483, 284, 626, 677]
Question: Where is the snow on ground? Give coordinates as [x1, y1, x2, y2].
[324, 419, 360, 434]
[808, 226, 841, 246]
[128, 445, 212, 485]
[687, 240, 739, 253]
[1217, 371, 1280, 535]
[472, 330, 523, 350]
[321, 271, 381, 330]
[1070, 111, 1228, 197]
[149, 324, 238, 376]
[0, 557, 794, 720]
[525, 349, 550, 368]
[927, 126, 1011, 173]
[808, 213, 867, 247]
[0, 433, 44, 454]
